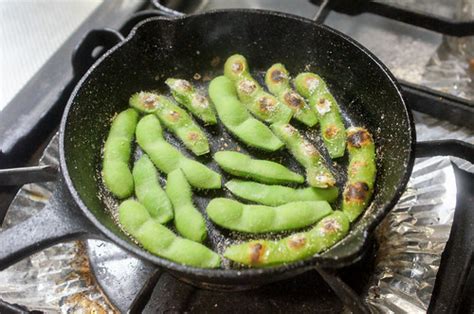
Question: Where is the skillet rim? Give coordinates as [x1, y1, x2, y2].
[60, 8, 416, 280]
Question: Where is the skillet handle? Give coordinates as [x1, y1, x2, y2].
[0, 180, 102, 271]
[72, 29, 124, 76]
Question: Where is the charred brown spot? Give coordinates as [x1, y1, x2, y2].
[258, 96, 276, 113]
[322, 218, 342, 234]
[168, 110, 181, 122]
[349, 161, 368, 177]
[284, 91, 303, 109]
[347, 129, 371, 148]
[249, 242, 265, 264]
[324, 125, 340, 139]
[238, 80, 257, 95]
[142, 94, 158, 109]
[302, 141, 319, 157]
[288, 234, 307, 250]
[187, 132, 201, 142]
[231, 62, 244, 74]
[284, 124, 297, 135]
[305, 77, 320, 93]
[176, 79, 192, 91]
[344, 182, 369, 203]
[270, 70, 286, 83]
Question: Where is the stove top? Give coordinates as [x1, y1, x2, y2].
[0, 0, 473, 312]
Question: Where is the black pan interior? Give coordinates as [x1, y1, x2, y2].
[61, 10, 414, 285]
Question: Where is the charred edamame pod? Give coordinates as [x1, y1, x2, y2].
[118, 200, 220, 268]
[342, 127, 376, 222]
[207, 198, 332, 233]
[133, 155, 173, 223]
[294, 73, 346, 159]
[166, 169, 207, 243]
[223, 211, 349, 267]
[225, 179, 338, 206]
[102, 108, 138, 199]
[136, 115, 221, 189]
[270, 123, 335, 188]
[166, 78, 217, 125]
[214, 151, 304, 184]
[129, 92, 209, 156]
[208, 76, 283, 151]
[224, 54, 292, 124]
[265, 64, 317, 127]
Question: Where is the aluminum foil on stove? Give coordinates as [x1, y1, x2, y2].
[366, 156, 457, 313]
[0, 137, 115, 313]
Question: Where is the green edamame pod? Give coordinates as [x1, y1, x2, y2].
[102, 108, 138, 199]
[294, 73, 346, 159]
[207, 198, 333, 233]
[166, 78, 217, 125]
[265, 64, 317, 127]
[129, 92, 209, 156]
[118, 200, 220, 268]
[166, 169, 207, 243]
[342, 127, 376, 222]
[214, 151, 304, 184]
[223, 211, 349, 267]
[208, 76, 283, 151]
[225, 179, 338, 206]
[136, 115, 221, 189]
[270, 123, 335, 188]
[133, 155, 173, 224]
[224, 54, 292, 124]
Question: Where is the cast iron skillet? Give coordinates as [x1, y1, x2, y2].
[0, 10, 473, 290]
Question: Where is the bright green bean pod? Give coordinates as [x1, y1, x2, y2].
[133, 155, 173, 224]
[207, 198, 333, 233]
[208, 76, 283, 151]
[118, 200, 220, 268]
[136, 115, 221, 190]
[265, 64, 317, 127]
[270, 123, 335, 188]
[166, 169, 207, 243]
[165, 78, 217, 125]
[224, 54, 292, 124]
[342, 127, 376, 222]
[214, 151, 304, 184]
[223, 211, 349, 267]
[129, 92, 209, 156]
[102, 108, 138, 199]
[294, 72, 346, 159]
[225, 179, 338, 206]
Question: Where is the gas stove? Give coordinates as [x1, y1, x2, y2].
[0, 1, 473, 313]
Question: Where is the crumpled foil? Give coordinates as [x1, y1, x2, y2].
[365, 156, 457, 313]
[420, 0, 474, 100]
[0, 136, 116, 313]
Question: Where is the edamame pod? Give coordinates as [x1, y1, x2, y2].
[133, 155, 173, 224]
[207, 198, 333, 233]
[224, 54, 292, 124]
[102, 108, 138, 199]
[208, 76, 283, 151]
[342, 127, 376, 222]
[223, 211, 349, 267]
[265, 64, 317, 127]
[270, 123, 335, 188]
[294, 73, 346, 159]
[166, 169, 207, 243]
[129, 92, 209, 156]
[118, 200, 220, 268]
[166, 78, 217, 125]
[214, 151, 304, 184]
[136, 115, 221, 189]
[225, 179, 338, 206]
